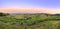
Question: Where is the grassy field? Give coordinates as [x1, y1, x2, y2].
[0, 13, 60, 29]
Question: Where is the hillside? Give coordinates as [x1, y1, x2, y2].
[0, 13, 60, 29]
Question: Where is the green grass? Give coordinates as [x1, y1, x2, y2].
[0, 14, 60, 29]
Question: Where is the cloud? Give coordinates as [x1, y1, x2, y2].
[0, 8, 60, 14]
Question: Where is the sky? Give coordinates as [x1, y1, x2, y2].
[0, 0, 60, 14]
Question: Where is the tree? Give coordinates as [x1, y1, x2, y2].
[0, 12, 9, 16]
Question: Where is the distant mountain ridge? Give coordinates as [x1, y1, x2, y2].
[53, 14, 60, 16]
[9, 12, 60, 16]
[0, 12, 60, 16]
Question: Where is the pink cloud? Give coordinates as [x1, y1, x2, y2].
[0, 8, 60, 14]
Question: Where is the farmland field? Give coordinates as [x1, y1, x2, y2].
[0, 13, 60, 29]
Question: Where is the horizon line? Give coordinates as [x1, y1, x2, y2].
[0, 8, 60, 14]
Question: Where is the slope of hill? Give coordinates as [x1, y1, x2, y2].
[0, 13, 60, 29]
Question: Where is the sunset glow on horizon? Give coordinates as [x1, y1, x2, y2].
[0, 8, 60, 14]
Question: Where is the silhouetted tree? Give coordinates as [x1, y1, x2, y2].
[0, 12, 9, 16]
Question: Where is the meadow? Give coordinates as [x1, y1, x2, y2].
[0, 13, 60, 29]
